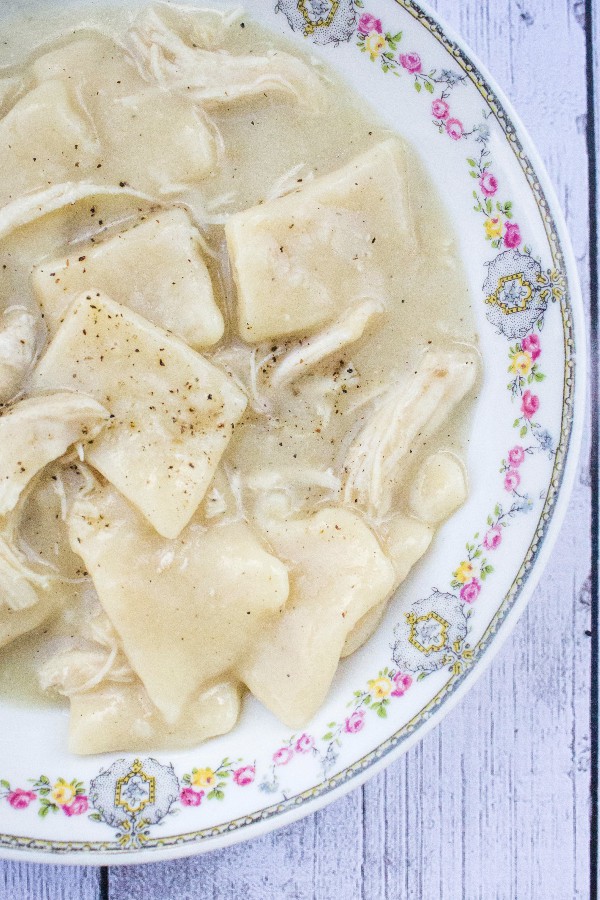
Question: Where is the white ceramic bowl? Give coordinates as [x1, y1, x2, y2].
[0, 0, 585, 864]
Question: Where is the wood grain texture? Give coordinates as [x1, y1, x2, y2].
[0, 0, 593, 897]
[0, 864, 101, 900]
[590, 0, 599, 890]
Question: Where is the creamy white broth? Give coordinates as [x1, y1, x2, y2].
[0, 3, 478, 748]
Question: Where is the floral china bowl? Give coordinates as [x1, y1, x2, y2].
[0, 0, 585, 864]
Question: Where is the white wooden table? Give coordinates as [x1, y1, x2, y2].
[0, 0, 595, 896]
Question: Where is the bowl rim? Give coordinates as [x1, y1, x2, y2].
[0, 0, 587, 865]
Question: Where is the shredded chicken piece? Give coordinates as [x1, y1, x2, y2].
[344, 381, 390, 417]
[271, 299, 384, 388]
[5, 461, 103, 587]
[40, 604, 134, 697]
[342, 347, 478, 518]
[130, 6, 324, 108]
[181, 189, 237, 228]
[39, 646, 134, 697]
[264, 163, 315, 203]
[0, 531, 52, 611]
[199, 467, 243, 524]
[210, 343, 274, 415]
[86, 609, 121, 649]
[0, 182, 156, 243]
[150, 2, 244, 44]
[0, 307, 39, 404]
[221, 465, 246, 521]
[0, 392, 109, 516]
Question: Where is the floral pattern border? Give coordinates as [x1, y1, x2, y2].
[0, 0, 577, 855]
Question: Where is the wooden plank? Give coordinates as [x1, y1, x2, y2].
[0, 863, 101, 900]
[110, 0, 592, 896]
[589, 0, 599, 889]
[106, 794, 365, 900]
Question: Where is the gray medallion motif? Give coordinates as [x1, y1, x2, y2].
[483, 249, 548, 339]
[275, 0, 357, 45]
[392, 590, 471, 676]
[89, 757, 180, 848]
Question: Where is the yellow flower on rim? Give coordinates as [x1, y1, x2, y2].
[484, 216, 503, 239]
[454, 561, 473, 584]
[191, 768, 216, 789]
[365, 32, 386, 61]
[51, 779, 75, 806]
[368, 676, 392, 699]
[510, 351, 532, 376]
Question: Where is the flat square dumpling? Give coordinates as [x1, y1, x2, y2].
[226, 138, 418, 343]
[239, 508, 395, 727]
[67, 677, 241, 754]
[29, 292, 247, 539]
[32, 37, 217, 195]
[98, 88, 216, 195]
[0, 80, 99, 205]
[68, 485, 289, 724]
[32, 209, 224, 348]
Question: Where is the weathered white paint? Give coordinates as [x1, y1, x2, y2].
[0, 0, 593, 896]
[0, 864, 101, 899]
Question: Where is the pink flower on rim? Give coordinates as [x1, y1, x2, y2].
[483, 525, 502, 551]
[521, 389, 539, 420]
[232, 766, 255, 787]
[503, 222, 522, 248]
[63, 795, 88, 817]
[7, 789, 36, 810]
[273, 747, 294, 766]
[294, 733, 315, 754]
[180, 787, 204, 806]
[460, 579, 481, 604]
[344, 710, 366, 734]
[508, 445, 526, 467]
[521, 333, 541, 361]
[479, 171, 498, 197]
[357, 12, 382, 35]
[431, 98, 449, 119]
[391, 673, 412, 697]
[445, 117, 464, 140]
[399, 52, 422, 74]
[504, 469, 521, 492]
